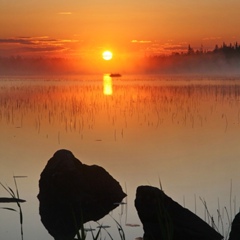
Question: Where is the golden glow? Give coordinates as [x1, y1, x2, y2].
[2, 1, 240, 60]
[103, 74, 113, 95]
[102, 51, 113, 61]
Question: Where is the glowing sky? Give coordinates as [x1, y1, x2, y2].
[1, 0, 240, 59]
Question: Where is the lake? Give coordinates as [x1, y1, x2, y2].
[1, 74, 240, 240]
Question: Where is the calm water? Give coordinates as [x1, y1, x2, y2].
[1, 74, 240, 239]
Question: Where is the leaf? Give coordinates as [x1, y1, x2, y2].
[7, 186, 16, 198]
[0, 197, 26, 203]
[97, 225, 111, 229]
[0, 207, 17, 212]
[114, 202, 126, 205]
[125, 223, 140, 227]
[13, 177, 20, 199]
[0, 182, 13, 196]
[93, 225, 102, 240]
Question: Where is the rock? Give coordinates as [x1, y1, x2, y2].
[229, 212, 240, 240]
[135, 185, 223, 240]
[37, 149, 126, 240]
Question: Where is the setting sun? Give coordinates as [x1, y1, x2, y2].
[102, 51, 113, 61]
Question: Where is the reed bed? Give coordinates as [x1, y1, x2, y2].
[1, 76, 240, 143]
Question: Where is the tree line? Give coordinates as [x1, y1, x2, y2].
[141, 42, 240, 74]
[186, 42, 240, 57]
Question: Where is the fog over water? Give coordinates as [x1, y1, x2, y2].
[1, 74, 240, 240]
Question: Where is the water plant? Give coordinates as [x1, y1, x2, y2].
[0, 176, 26, 240]
[1, 178, 238, 240]
[71, 202, 128, 240]
[199, 180, 240, 240]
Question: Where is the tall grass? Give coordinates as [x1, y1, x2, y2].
[0, 176, 239, 240]
[199, 180, 240, 240]
[61, 180, 240, 240]
[158, 179, 237, 240]
[68, 196, 128, 240]
[0, 176, 26, 240]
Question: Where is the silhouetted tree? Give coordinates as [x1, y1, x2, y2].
[187, 44, 194, 55]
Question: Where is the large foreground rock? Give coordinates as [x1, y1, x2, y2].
[135, 186, 223, 240]
[38, 149, 126, 240]
[229, 212, 240, 240]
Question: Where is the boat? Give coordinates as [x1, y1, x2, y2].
[109, 73, 121, 77]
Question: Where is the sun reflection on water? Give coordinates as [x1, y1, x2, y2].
[103, 74, 113, 95]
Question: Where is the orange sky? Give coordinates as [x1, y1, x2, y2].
[1, 0, 240, 62]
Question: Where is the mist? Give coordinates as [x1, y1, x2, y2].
[1, 43, 240, 76]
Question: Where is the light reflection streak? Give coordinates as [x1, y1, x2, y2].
[103, 74, 113, 96]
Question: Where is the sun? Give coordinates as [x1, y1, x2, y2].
[102, 51, 113, 61]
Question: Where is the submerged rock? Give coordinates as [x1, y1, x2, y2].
[229, 212, 240, 240]
[37, 149, 126, 240]
[135, 185, 223, 240]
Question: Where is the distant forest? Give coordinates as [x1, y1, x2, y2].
[1, 42, 240, 75]
[140, 42, 240, 74]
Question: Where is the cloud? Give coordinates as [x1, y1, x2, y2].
[0, 37, 78, 46]
[0, 37, 78, 56]
[0, 38, 36, 45]
[130, 39, 188, 55]
[131, 40, 152, 44]
[60, 39, 79, 43]
[0, 37, 59, 45]
[163, 43, 186, 51]
[164, 46, 186, 51]
[18, 46, 68, 53]
[58, 12, 72, 15]
[142, 41, 187, 55]
[202, 36, 222, 41]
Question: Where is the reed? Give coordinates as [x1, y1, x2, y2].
[0, 176, 26, 240]
[0, 182, 238, 240]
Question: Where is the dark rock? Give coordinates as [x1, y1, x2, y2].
[135, 185, 223, 240]
[37, 149, 126, 240]
[229, 212, 240, 240]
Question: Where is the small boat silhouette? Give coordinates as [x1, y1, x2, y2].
[109, 73, 121, 77]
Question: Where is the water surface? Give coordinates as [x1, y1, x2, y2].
[1, 74, 240, 239]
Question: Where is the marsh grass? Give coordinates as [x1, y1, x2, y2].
[71, 207, 86, 240]
[72, 203, 127, 240]
[2, 77, 240, 143]
[199, 180, 240, 240]
[0, 177, 238, 240]
[156, 179, 238, 240]
[0, 176, 26, 240]
[200, 197, 232, 240]
[86, 224, 103, 240]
